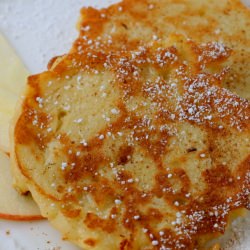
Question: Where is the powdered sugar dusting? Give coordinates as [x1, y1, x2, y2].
[0, 0, 250, 249]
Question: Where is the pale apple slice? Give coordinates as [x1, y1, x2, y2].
[0, 88, 18, 113]
[0, 33, 28, 153]
[0, 35, 42, 220]
[0, 89, 20, 153]
[0, 150, 43, 220]
[0, 109, 13, 153]
[0, 33, 28, 95]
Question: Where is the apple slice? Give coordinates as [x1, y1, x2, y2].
[0, 110, 13, 154]
[0, 89, 18, 114]
[0, 150, 43, 220]
[0, 33, 28, 153]
[0, 34, 42, 221]
[0, 88, 19, 153]
[0, 33, 28, 95]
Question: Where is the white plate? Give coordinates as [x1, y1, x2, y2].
[0, 0, 249, 249]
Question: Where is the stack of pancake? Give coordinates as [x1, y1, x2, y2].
[10, 0, 250, 249]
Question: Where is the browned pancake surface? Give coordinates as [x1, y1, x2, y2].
[72, 0, 250, 100]
[13, 37, 250, 249]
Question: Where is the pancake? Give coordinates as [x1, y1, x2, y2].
[12, 37, 250, 249]
[73, 0, 250, 100]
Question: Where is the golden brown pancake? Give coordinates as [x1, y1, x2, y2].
[73, 0, 250, 100]
[12, 36, 250, 249]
